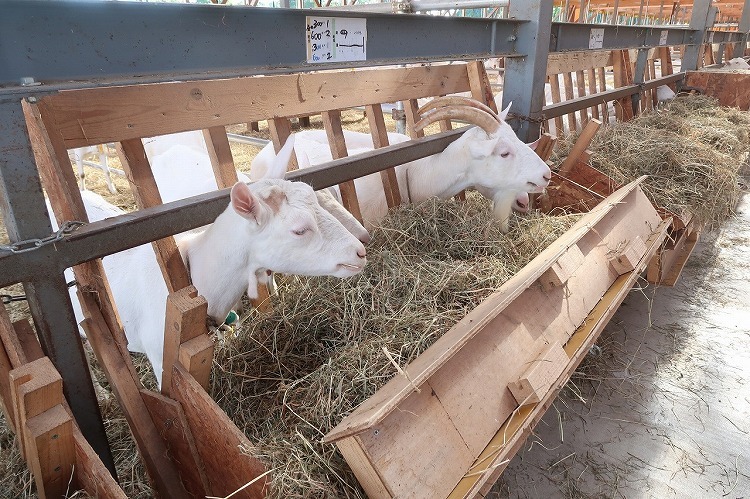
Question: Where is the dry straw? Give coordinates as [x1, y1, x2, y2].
[210, 194, 580, 498]
[554, 95, 750, 229]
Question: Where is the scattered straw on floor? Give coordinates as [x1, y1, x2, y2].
[210, 192, 580, 498]
[553, 95, 750, 229]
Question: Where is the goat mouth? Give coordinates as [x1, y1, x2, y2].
[339, 263, 364, 272]
[526, 182, 546, 193]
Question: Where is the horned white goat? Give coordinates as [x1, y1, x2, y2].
[251, 96, 551, 232]
[54, 136, 367, 386]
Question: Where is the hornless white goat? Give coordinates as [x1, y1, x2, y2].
[72, 145, 118, 194]
[251, 96, 551, 232]
[53, 139, 367, 386]
[723, 57, 750, 70]
[145, 132, 371, 244]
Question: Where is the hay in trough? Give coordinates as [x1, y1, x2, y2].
[554, 95, 750, 229]
[210, 192, 581, 498]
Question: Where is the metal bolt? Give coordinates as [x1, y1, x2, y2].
[507, 35, 517, 42]
[20, 76, 41, 87]
[26, 96, 37, 104]
[373, 429, 380, 436]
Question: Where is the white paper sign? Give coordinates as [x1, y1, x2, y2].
[589, 28, 604, 49]
[659, 30, 669, 45]
[306, 17, 367, 63]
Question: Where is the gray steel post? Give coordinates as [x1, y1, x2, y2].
[631, 48, 651, 114]
[0, 98, 117, 479]
[682, 0, 714, 71]
[733, 0, 750, 58]
[502, 0, 554, 142]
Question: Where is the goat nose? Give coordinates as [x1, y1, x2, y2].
[357, 248, 367, 259]
[543, 172, 552, 181]
[359, 233, 372, 245]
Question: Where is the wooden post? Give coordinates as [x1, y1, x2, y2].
[268, 117, 299, 171]
[366, 104, 401, 208]
[203, 126, 239, 189]
[612, 50, 635, 121]
[162, 286, 214, 394]
[559, 119, 602, 176]
[322, 110, 363, 223]
[10, 357, 74, 499]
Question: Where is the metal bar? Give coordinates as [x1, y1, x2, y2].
[631, 48, 651, 114]
[0, 127, 470, 287]
[682, 0, 714, 70]
[550, 23, 699, 51]
[733, 0, 750, 58]
[503, 0, 554, 142]
[0, 98, 117, 477]
[0, 0, 522, 87]
[338, 0, 510, 12]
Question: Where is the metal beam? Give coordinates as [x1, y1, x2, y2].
[0, 98, 117, 478]
[550, 22, 705, 51]
[502, 0, 554, 142]
[0, 0, 522, 88]
[682, 0, 714, 70]
[733, 0, 750, 58]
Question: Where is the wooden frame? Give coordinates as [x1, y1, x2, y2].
[12, 61, 499, 497]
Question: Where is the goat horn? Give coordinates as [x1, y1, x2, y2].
[413, 105, 499, 136]
[417, 96, 500, 122]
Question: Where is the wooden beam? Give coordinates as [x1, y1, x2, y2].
[366, 104, 401, 209]
[202, 126, 239, 189]
[322, 110, 363, 222]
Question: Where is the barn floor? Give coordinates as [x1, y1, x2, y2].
[490, 190, 750, 498]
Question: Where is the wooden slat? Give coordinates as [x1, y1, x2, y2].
[508, 342, 569, 404]
[322, 110, 363, 222]
[25, 404, 75, 499]
[575, 70, 588, 126]
[467, 60, 499, 113]
[80, 292, 190, 499]
[548, 74, 565, 134]
[10, 357, 63, 460]
[366, 104, 401, 209]
[170, 363, 269, 498]
[562, 72, 577, 132]
[268, 117, 299, 171]
[26, 100, 131, 370]
[73, 425, 128, 499]
[116, 139, 191, 294]
[558, 118, 602, 176]
[335, 436, 392, 498]
[162, 286, 211, 394]
[612, 50, 635, 121]
[141, 390, 209, 497]
[202, 126, 238, 189]
[597, 66, 610, 123]
[587, 68, 600, 120]
[403, 99, 424, 140]
[42, 65, 475, 149]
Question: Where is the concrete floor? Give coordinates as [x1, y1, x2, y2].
[491, 192, 750, 498]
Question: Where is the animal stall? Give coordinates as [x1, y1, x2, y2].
[0, 59, 674, 498]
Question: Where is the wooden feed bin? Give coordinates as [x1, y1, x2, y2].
[685, 69, 750, 111]
[323, 177, 670, 498]
[539, 119, 701, 287]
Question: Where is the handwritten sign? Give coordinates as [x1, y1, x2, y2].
[306, 17, 367, 63]
[589, 28, 604, 49]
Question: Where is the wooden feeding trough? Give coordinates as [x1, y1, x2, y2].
[684, 68, 750, 111]
[539, 119, 701, 287]
[323, 177, 670, 497]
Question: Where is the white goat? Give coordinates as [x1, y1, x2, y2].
[723, 57, 750, 70]
[145, 132, 371, 244]
[251, 96, 551, 232]
[53, 139, 367, 386]
[71, 145, 118, 194]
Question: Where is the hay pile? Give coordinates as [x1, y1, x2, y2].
[210, 193, 580, 498]
[556, 95, 750, 228]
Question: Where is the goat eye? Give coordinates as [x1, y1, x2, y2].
[292, 228, 309, 236]
[500, 151, 511, 158]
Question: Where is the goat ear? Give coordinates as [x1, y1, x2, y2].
[230, 182, 263, 223]
[499, 101, 512, 121]
[263, 134, 297, 180]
